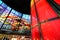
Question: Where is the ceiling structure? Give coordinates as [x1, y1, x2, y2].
[0, 0, 31, 35]
[1, 0, 31, 15]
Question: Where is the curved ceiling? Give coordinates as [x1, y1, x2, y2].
[1, 0, 31, 15]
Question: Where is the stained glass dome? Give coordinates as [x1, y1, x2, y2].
[0, 0, 31, 35]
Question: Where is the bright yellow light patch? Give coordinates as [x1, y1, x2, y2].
[31, 0, 34, 6]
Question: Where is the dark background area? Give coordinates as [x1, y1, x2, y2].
[2, 0, 31, 15]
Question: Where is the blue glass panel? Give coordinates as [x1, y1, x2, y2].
[28, 15, 31, 22]
[22, 14, 26, 19]
[6, 7, 11, 11]
[26, 15, 29, 19]
[11, 9, 15, 13]
[1, 3, 7, 8]
[0, 1, 2, 4]
[15, 12, 19, 16]
[14, 11, 22, 17]
[18, 13, 22, 17]
[25, 15, 30, 22]
[0, 6, 5, 15]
